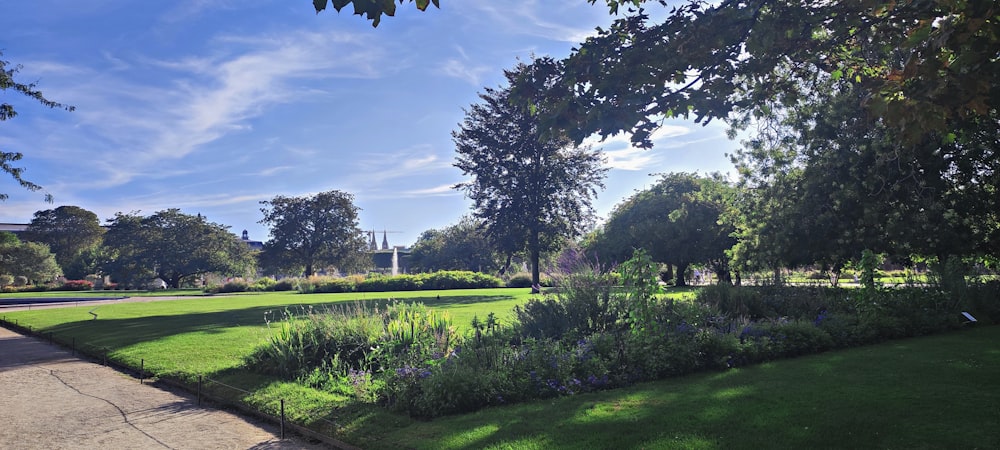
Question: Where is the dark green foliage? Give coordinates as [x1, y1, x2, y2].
[215, 279, 250, 293]
[505, 272, 553, 288]
[409, 216, 502, 273]
[312, 0, 439, 27]
[272, 278, 296, 291]
[259, 190, 368, 277]
[698, 283, 833, 320]
[246, 302, 454, 383]
[454, 61, 607, 290]
[587, 173, 735, 286]
[295, 271, 504, 294]
[22, 206, 104, 278]
[247, 251, 1000, 419]
[101, 209, 255, 288]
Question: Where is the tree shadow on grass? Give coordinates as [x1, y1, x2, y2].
[32, 294, 518, 351]
[364, 326, 1000, 450]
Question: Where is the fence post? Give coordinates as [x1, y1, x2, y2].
[198, 375, 202, 406]
[103, 349, 108, 366]
[140, 359, 144, 384]
[280, 399, 285, 440]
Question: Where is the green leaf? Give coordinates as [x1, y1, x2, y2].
[330, 0, 351, 12]
[831, 69, 843, 81]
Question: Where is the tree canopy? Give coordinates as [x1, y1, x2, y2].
[0, 235, 61, 285]
[588, 172, 735, 286]
[516, 0, 999, 148]
[101, 210, 255, 288]
[454, 63, 607, 290]
[312, 0, 439, 26]
[720, 25, 999, 275]
[259, 190, 369, 277]
[409, 216, 501, 273]
[1, 51, 74, 202]
[22, 206, 105, 279]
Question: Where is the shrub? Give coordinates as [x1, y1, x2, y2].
[417, 271, 503, 290]
[0, 274, 14, 287]
[246, 304, 384, 378]
[315, 277, 356, 293]
[514, 297, 571, 340]
[506, 273, 533, 288]
[252, 277, 277, 291]
[764, 321, 834, 357]
[214, 279, 250, 293]
[13, 275, 28, 287]
[963, 280, 1000, 324]
[272, 278, 296, 291]
[57, 279, 94, 291]
[506, 272, 553, 288]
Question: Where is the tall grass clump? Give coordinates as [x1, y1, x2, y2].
[245, 301, 458, 401]
[246, 249, 1000, 419]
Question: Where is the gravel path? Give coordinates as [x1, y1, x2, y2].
[0, 326, 328, 450]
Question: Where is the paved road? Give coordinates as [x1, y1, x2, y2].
[0, 326, 328, 450]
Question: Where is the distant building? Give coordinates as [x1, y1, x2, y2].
[0, 223, 28, 237]
[239, 229, 264, 251]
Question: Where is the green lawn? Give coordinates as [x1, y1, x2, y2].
[0, 288, 536, 376]
[5, 287, 992, 449]
[365, 325, 1000, 449]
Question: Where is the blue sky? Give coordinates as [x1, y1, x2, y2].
[1, 1, 738, 247]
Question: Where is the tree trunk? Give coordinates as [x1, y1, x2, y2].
[675, 262, 689, 287]
[530, 230, 541, 294]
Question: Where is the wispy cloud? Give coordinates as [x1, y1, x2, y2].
[352, 145, 453, 184]
[254, 166, 295, 177]
[586, 124, 691, 171]
[36, 30, 383, 189]
[401, 183, 460, 197]
[459, 1, 603, 43]
[439, 58, 492, 86]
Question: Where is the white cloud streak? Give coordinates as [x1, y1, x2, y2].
[34, 30, 383, 189]
[585, 124, 692, 171]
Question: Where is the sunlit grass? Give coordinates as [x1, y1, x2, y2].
[1, 288, 535, 376]
[364, 325, 1000, 449]
[5, 287, 993, 448]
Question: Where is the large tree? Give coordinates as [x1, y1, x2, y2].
[454, 63, 607, 292]
[516, 0, 998, 148]
[409, 216, 502, 273]
[0, 233, 61, 285]
[589, 172, 736, 286]
[729, 72, 999, 276]
[259, 190, 369, 277]
[101, 210, 255, 288]
[1, 51, 74, 201]
[22, 206, 105, 279]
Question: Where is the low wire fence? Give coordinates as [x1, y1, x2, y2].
[0, 315, 359, 450]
